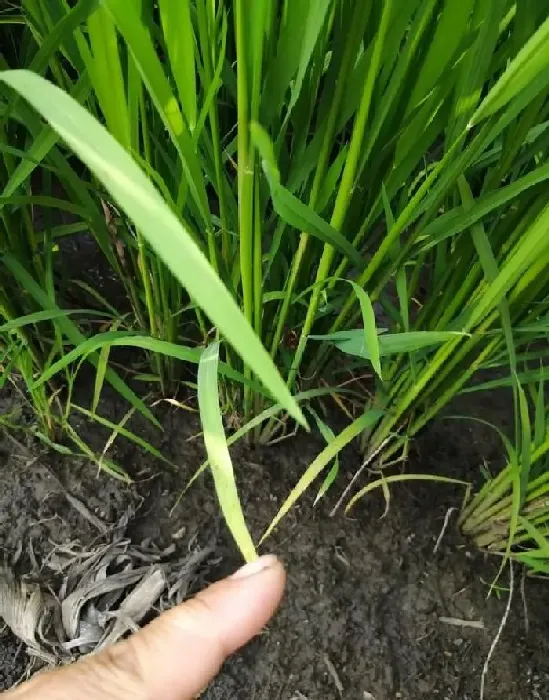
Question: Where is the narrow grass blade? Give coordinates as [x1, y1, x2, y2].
[472, 14, 549, 124]
[347, 281, 382, 380]
[308, 408, 339, 505]
[65, 422, 130, 482]
[346, 474, 469, 513]
[181, 387, 358, 497]
[91, 343, 110, 414]
[1, 77, 91, 198]
[534, 371, 545, 449]
[30, 331, 266, 396]
[312, 330, 466, 359]
[158, 0, 196, 132]
[71, 403, 176, 469]
[517, 381, 532, 508]
[101, 0, 210, 223]
[281, 0, 331, 122]
[32, 332, 199, 386]
[420, 161, 549, 249]
[0, 309, 101, 331]
[198, 342, 257, 562]
[315, 462, 339, 506]
[251, 122, 363, 266]
[261, 409, 384, 542]
[86, 4, 130, 148]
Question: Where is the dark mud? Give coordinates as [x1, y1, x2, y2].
[0, 390, 548, 699]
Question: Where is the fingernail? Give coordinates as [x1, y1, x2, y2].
[231, 554, 279, 580]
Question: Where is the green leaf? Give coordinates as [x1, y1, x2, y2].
[0, 308, 99, 332]
[347, 281, 382, 380]
[159, 0, 197, 132]
[346, 474, 469, 512]
[91, 343, 110, 414]
[517, 381, 532, 509]
[86, 4, 130, 148]
[251, 122, 364, 266]
[101, 0, 210, 223]
[198, 342, 257, 563]
[534, 370, 546, 449]
[420, 162, 549, 249]
[284, 0, 331, 122]
[262, 0, 330, 124]
[466, 202, 549, 330]
[457, 174, 517, 373]
[27, 0, 97, 76]
[0, 69, 305, 427]
[65, 422, 130, 482]
[516, 516, 549, 559]
[72, 403, 176, 469]
[308, 407, 340, 505]
[315, 462, 339, 506]
[311, 330, 466, 359]
[1, 75, 91, 198]
[461, 367, 549, 394]
[181, 387, 358, 498]
[261, 409, 383, 542]
[30, 331, 267, 397]
[472, 14, 549, 124]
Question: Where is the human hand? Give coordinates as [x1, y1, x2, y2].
[5, 554, 285, 700]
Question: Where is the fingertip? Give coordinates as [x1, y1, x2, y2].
[196, 553, 286, 654]
[230, 553, 281, 580]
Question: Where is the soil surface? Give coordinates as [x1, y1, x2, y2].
[1, 388, 548, 699]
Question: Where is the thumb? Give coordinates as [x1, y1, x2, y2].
[8, 554, 285, 700]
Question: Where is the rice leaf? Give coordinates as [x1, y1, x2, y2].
[198, 342, 257, 563]
[315, 462, 339, 506]
[420, 161, 549, 249]
[0, 309, 99, 332]
[312, 330, 466, 359]
[261, 409, 383, 543]
[100, 0, 210, 223]
[517, 381, 532, 509]
[251, 122, 363, 266]
[346, 474, 469, 513]
[472, 14, 549, 124]
[86, 4, 130, 149]
[71, 403, 176, 469]
[91, 343, 110, 415]
[30, 331, 267, 397]
[308, 408, 339, 505]
[158, 0, 197, 132]
[181, 387, 359, 497]
[534, 370, 546, 449]
[347, 281, 382, 380]
[283, 0, 331, 121]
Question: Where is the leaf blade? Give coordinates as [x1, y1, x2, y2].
[198, 342, 257, 562]
[261, 409, 383, 542]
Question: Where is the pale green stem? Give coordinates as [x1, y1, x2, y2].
[235, 0, 255, 416]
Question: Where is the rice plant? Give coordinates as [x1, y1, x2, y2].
[460, 373, 549, 575]
[262, 2, 549, 530]
[11, 0, 546, 420]
[2, 0, 549, 547]
[0, 6, 162, 446]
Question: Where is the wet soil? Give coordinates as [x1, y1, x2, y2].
[0, 389, 548, 699]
